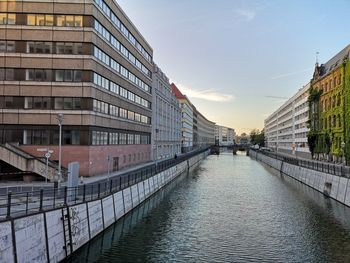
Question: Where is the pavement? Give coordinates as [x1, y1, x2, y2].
[0, 159, 158, 194]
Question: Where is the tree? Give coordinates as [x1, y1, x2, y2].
[250, 129, 265, 146]
[307, 131, 317, 157]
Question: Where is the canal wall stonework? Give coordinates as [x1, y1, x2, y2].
[0, 150, 209, 263]
[250, 151, 350, 207]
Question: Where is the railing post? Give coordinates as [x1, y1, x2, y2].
[6, 191, 12, 219]
[53, 187, 56, 209]
[39, 189, 44, 211]
[83, 184, 86, 202]
[119, 176, 122, 190]
[64, 186, 68, 206]
[25, 192, 29, 215]
[110, 179, 113, 193]
[98, 183, 101, 198]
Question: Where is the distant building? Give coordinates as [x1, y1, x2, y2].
[215, 125, 235, 146]
[171, 83, 193, 153]
[264, 83, 310, 158]
[151, 64, 181, 160]
[192, 105, 215, 149]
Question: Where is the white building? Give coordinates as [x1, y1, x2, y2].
[171, 83, 194, 153]
[151, 64, 181, 160]
[264, 83, 310, 158]
[215, 125, 235, 146]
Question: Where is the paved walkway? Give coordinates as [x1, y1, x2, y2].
[0, 158, 168, 194]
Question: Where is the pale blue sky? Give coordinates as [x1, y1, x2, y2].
[118, 0, 350, 134]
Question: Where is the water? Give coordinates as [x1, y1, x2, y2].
[69, 152, 350, 263]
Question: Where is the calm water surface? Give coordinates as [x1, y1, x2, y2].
[70, 153, 350, 263]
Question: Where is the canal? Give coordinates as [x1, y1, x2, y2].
[69, 152, 350, 263]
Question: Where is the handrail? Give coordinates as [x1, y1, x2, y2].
[253, 149, 350, 178]
[0, 147, 210, 221]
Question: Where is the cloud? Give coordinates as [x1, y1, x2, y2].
[271, 68, 313, 80]
[233, 8, 256, 22]
[177, 84, 234, 102]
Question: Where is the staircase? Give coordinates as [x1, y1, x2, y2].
[0, 143, 65, 181]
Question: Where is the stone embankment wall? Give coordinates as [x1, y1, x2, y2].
[250, 150, 350, 207]
[0, 150, 209, 263]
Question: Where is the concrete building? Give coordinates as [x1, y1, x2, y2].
[215, 125, 235, 146]
[171, 83, 193, 153]
[193, 106, 215, 149]
[0, 0, 153, 177]
[151, 64, 181, 160]
[264, 83, 311, 158]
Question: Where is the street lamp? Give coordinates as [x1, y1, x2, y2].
[57, 113, 64, 188]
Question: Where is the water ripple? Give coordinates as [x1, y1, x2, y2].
[70, 153, 350, 263]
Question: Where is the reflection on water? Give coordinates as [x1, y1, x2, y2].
[69, 153, 350, 263]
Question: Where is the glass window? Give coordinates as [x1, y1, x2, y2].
[7, 14, 15, 25]
[55, 70, 64, 81]
[65, 15, 74, 27]
[45, 15, 54, 26]
[5, 69, 14, 80]
[7, 41, 15, 52]
[73, 98, 81, 109]
[56, 42, 65, 54]
[33, 97, 42, 109]
[64, 97, 73, 109]
[24, 97, 33, 109]
[54, 97, 63, 109]
[72, 130, 80, 145]
[42, 130, 50, 145]
[0, 13, 6, 25]
[56, 15, 65, 26]
[33, 130, 41, 144]
[64, 70, 73, 81]
[65, 42, 73, 54]
[42, 97, 51, 109]
[74, 16, 83, 27]
[27, 14, 36, 25]
[73, 71, 81, 81]
[43, 42, 52, 53]
[0, 41, 6, 52]
[24, 130, 32, 145]
[37, 14, 45, 26]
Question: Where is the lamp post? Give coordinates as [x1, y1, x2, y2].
[57, 113, 64, 188]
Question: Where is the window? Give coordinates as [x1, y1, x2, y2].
[54, 98, 64, 109]
[119, 133, 127, 144]
[120, 108, 127, 118]
[24, 97, 33, 109]
[64, 98, 73, 109]
[0, 13, 15, 25]
[128, 134, 134, 144]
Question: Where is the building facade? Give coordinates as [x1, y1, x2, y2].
[265, 83, 310, 158]
[214, 125, 235, 146]
[196, 110, 215, 148]
[171, 83, 193, 153]
[309, 44, 350, 162]
[192, 105, 215, 149]
[0, 0, 153, 176]
[151, 64, 181, 160]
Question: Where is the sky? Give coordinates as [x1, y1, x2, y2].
[118, 0, 350, 135]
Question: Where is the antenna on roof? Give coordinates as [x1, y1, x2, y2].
[316, 52, 319, 65]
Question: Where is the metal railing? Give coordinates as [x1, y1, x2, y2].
[254, 149, 350, 178]
[0, 147, 209, 221]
